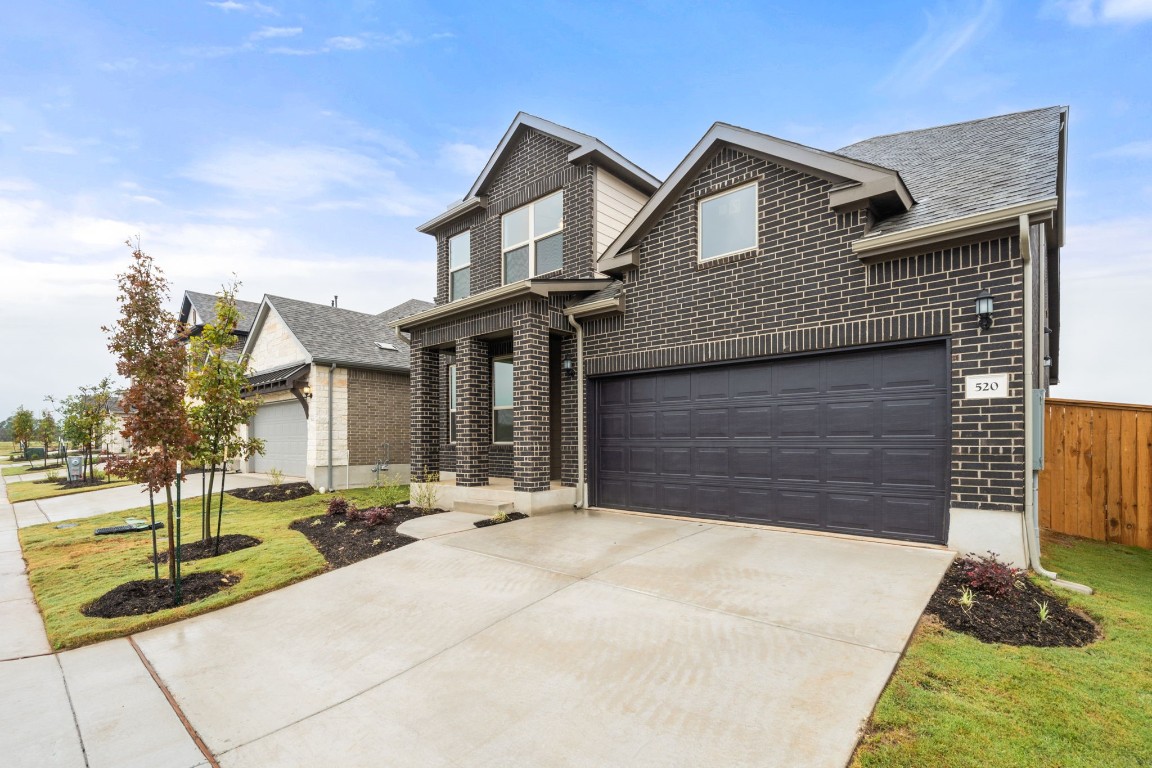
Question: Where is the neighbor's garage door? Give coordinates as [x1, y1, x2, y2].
[591, 343, 949, 543]
[250, 401, 307, 478]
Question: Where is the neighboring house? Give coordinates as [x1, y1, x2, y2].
[105, 399, 129, 455]
[399, 108, 1066, 566]
[241, 295, 432, 489]
[178, 290, 262, 359]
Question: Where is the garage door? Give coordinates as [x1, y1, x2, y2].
[251, 401, 307, 478]
[591, 343, 949, 543]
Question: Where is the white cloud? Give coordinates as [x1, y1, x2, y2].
[22, 142, 78, 155]
[326, 36, 366, 51]
[1099, 139, 1152, 158]
[878, 0, 999, 93]
[1054, 215, 1152, 404]
[1045, 0, 1152, 24]
[438, 142, 488, 176]
[251, 26, 302, 40]
[98, 58, 138, 72]
[206, 1, 278, 15]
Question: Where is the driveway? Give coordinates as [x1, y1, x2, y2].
[12, 473, 273, 528]
[134, 510, 952, 767]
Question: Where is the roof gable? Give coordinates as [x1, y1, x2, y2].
[243, 295, 415, 374]
[180, 290, 261, 334]
[598, 123, 912, 269]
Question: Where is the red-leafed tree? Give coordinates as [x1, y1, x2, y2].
[105, 240, 197, 583]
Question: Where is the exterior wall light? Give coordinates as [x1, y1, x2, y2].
[301, 385, 313, 399]
[561, 357, 576, 378]
[975, 290, 995, 331]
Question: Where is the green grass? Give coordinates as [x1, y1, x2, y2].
[6, 477, 134, 503]
[19, 486, 407, 650]
[3, 463, 63, 477]
[853, 534, 1152, 768]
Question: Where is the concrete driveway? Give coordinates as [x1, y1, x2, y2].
[134, 510, 952, 768]
[12, 473, 273, 528]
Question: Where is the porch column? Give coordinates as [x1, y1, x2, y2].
[456, 336, 490, 487]
[513, 308, 550, 492]
[409, 344, 440, 481]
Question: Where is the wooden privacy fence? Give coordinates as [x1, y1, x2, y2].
[1039, 398, 1152, 549]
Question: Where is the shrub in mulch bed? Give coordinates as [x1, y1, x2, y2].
[228, 482, 315, 503]
[82, 572, 241, 618]
[927, 553, 1098, 647]
[152, 534, 261, 564]
[289, 498, 422, 568]
[474, 512, 529, 528]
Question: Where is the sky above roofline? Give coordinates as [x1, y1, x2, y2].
[2, 0, 1152, 415]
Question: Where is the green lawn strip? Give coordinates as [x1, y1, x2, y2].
[6, 478, 135, 503]
[20, 485, 407, 650]
[853, 534, 1152, 768]
[3, 463, 64, 477]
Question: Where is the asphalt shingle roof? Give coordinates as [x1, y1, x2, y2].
[377, 298, 434, 325]
[185, 290, 261, 334]
[835, 106, 1064, 236]
[265, 295, 414, 372]
[570, 281, 624, 308]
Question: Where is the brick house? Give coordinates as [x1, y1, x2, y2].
[240, 295, 431, 489]
[398, 108, 1065, 565]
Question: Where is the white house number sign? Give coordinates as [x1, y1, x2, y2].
[964, 373, 1010, 399]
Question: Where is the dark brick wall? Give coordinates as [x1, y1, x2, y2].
[513, 306, 550, 491]
[455, 337, 490, 486]
[409, 347, 439, 480]
[432, 129, 597, 305]
[583, 146, 1027, 513]
[347, 369, 411, 466]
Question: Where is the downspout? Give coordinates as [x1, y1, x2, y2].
[567, 314, 586, 509]
[1020, 215, 1057, 580]
[328, 363, 335, 492]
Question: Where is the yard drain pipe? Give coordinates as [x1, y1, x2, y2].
[567, 313, 586, 509]
[328, 363, 335, 492]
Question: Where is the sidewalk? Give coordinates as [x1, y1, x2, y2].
[0, 471, 207, 768]
[12, 473, 272, 528]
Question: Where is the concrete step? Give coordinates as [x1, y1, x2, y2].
[455, 500, 515, 516]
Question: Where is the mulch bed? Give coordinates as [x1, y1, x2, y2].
[927, 560, 1098, 647]
[289, 508, 422, 568]
[474, 512, 529, 528]
[82, 572, 241, 618]
[152, 534, 261, 564]
[228, 482, 315, 503]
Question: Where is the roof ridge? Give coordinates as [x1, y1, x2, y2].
[837, 105, 1065, 150]
[266, 294, 385, 321]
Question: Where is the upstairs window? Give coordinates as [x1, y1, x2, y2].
[502, 191, 564, 284]
[449, 231, 471, 301]
[699, 182, 758, 261]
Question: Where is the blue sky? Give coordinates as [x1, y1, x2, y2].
[1, 0, 1151, 417]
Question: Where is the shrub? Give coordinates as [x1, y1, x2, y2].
[958, 552, 1024, 597]
[362, 506, 395, 527]
[326, 496, 350, 516]
[411, 471, 440, 513]
[268, 467, 284, 487]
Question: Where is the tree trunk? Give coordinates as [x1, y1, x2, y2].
[204, 463, 217, 541]
[214, 467, 228, 556]
[163, 482, 176, 583]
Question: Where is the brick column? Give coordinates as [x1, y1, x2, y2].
[513, 307, 550, 492]
[456, 337, 490, 487]
[409, 345, 440, 481]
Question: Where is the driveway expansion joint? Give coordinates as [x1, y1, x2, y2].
[129, 636, 221, 768]
[55, 654, 90, 768]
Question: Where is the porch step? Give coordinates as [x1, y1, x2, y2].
[455, 500, 516, 516]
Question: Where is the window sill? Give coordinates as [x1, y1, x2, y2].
[696, 249, 759, 269]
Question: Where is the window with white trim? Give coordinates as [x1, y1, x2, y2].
[448, 364, 458, 442]
[502, 191, 563, 284]
[449, 231, 471, 301]
[492, 356, 513, 443]
[698, 182, 758, 261]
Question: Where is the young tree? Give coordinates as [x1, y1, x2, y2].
[105, 240, 197, 588]
[55, 380, 115, 481]
[187, 281, 263, 552]
[36, 409, 57, 469]
[11, 406, 34, 461]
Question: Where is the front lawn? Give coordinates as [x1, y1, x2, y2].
[3, 463, 63, 477]
[20, 485, 408, 650]
[853, 533, 1152, 767]
[6, 477, 134, 503]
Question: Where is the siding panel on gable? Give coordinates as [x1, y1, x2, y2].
[595, 168, 649, 257]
